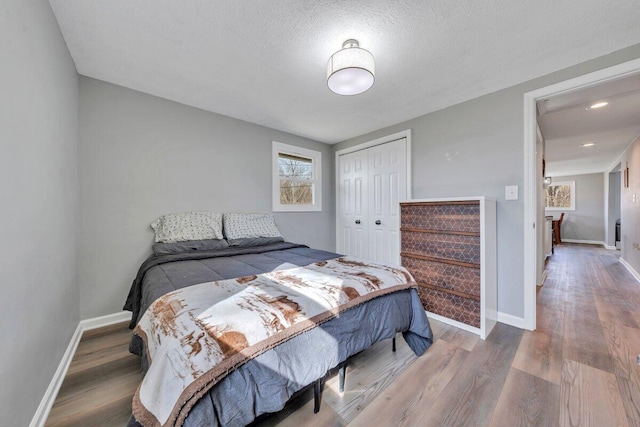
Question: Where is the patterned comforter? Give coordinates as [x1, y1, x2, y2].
[132, 257, 418, 427]
[125, 243, 433, 426]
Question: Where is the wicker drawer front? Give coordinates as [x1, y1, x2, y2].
[400, 203, 480, 233]
[402, 256, 480, 299]
[401, 231, 480, 265]
[417, 286, 481, 328]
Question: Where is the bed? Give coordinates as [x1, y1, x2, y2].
[124, 213, 433, 427]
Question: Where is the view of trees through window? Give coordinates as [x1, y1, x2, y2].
[278, 152, 313, 205]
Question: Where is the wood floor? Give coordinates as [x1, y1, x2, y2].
[45, 323, 141, 426]
[46, 244, 640, 426]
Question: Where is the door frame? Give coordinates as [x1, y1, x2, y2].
[523, 58, 640, 331]
[335, 129, 412, 255]
[605, 165, 622, 250]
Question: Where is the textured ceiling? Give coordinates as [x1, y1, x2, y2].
[49, 0, 640, 144]
[538, 74, 640, 176]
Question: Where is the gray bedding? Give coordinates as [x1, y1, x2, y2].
[124, 242, 433, 426]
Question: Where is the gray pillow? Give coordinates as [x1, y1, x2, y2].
[227, 237, 285, 247]
[152, 239, 229, 255]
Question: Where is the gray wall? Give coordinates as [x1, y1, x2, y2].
[77, 78, 335, 318]
[620, 136, 640, 273]
[0, 0, 79, 425]
[334, 44, 640, 319]
[545, 173, 605, 242]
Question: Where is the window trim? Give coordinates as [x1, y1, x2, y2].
[272, 141, 322, 212]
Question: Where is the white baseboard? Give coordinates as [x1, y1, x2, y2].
[497, 311, 525, 329]
[426, 311, 481, 336]
[561, 239, 606, 246]
[426, 310, 526, 340]
[620, 258, 640, 284]
[29, 323, 83, 427]
[604, 244, 617, 250]
[80, 311, 131, 331]
[30, 311, 131, 427]
[538, 269, 549, 287]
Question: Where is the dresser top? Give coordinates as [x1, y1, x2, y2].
[401, 196, 495, 204]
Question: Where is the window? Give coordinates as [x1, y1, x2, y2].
[545, 180, 575, 211]
[272, 142, 322, 212]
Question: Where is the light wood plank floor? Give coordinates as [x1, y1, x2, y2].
[46, 244, 640, 426]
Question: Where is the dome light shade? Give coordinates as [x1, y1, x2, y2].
[327, 39, 375, 95]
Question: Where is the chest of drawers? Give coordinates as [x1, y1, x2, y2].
[400, 197, 497, 339]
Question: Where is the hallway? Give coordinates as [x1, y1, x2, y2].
[513, 243, 640, 425]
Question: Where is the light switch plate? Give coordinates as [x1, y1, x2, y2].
[505, 185, 519, 200]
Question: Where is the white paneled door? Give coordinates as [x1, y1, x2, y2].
[338, 137, 408, 264]
[339, 148, 369, 258]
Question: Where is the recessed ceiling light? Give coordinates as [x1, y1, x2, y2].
[586, 101, 608, 110]
[580, 142, 596, 147]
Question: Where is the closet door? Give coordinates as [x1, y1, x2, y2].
[337, 137, 408, 264]
[368, 139, 407, 264]
[338, 149, 369, 258]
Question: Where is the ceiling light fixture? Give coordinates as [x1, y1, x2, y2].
[580, 142, 596, 147]
[586, 101, 608, 110]
[327, 39, 375, 96]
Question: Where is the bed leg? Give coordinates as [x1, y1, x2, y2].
[338, 363, 346, 393]
[392, 336, 396, 352]
[313, 378, 323, 413]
